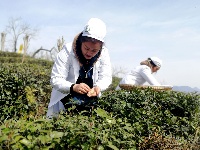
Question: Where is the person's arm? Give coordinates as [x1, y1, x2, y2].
[94, 47, 112, 91]
[50, 44, 74, 93]
[140, 67, 161, 85]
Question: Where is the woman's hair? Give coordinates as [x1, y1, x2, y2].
[140, 59, 156, 68]
[147, 58, 157, 67]
[73, 32, 103, 66]
[76, 32, 104, 51]
[81, 36, 103, 48]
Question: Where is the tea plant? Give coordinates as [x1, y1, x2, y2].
[0, 51, 200, 149]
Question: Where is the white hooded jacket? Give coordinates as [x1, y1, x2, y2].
[47, 42, 112, 117]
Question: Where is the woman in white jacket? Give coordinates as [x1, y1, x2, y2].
[47, 18, 112, 117]
[116, 57, 162, 90]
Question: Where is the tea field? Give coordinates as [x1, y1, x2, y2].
[0, 51, 200, 149]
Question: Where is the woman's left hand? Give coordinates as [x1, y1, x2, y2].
[87, 86, 100, 97]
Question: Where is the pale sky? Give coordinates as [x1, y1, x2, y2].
[0, 0, 200, 88]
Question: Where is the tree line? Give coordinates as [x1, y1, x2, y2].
[0, 17, 65, 61]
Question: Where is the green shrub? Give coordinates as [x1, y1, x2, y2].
[107, 76, 121, 91]
[1, 102, 199, 149]
[0, 51, 200, 149]
[0, 63, 52, 121]
[0, 51, 23, 58]
[97, 88, 200, 146]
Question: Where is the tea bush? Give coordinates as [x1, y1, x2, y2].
[0, 51, 200, 149]
[0, 97, 199, 149]
[0, 52, 53, 121]
[98, 89, 200, 145]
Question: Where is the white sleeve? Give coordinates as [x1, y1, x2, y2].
[50, 44, 73, 93]
[94, 47, 112, 91]
[140, 67, 160, 85]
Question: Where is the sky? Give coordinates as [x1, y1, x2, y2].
[0, 0, 200, 88]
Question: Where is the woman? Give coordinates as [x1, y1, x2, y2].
[116, 57, 162, 90]
[47, 18, 112, 118]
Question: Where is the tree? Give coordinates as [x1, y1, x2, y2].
[1, 32, 6, 51]
[112, 66, 128, 77]
[32, 36, 65, 61]
[6, 17, 38, 52]
[107, 66, 127, 91]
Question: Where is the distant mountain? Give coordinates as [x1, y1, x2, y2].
[172, 86, 200, 93]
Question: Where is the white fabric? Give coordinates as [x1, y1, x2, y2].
[47, 42, 112, 117]
[150, 56, 162, 68]
[116, 65, 160, 90]
[82, 18, 106, 42]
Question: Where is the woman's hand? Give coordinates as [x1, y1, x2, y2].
[87, 86, 100, 97]
[73, 83, 91, 94]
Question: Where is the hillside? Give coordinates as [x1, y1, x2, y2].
[0, 51, 53, 65]
[173, 86, 200, 93]
[0, 51, 53, 119]
[0, 51, 200, 149]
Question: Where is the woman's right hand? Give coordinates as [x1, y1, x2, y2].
[73, 83, 91, 94]
[87, 86, 100, 97]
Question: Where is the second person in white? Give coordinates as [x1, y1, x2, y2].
[116, 57, 162, 90]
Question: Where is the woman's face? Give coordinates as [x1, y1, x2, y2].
[152, 66, 160, 73]
[81, 41, 102, 60]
